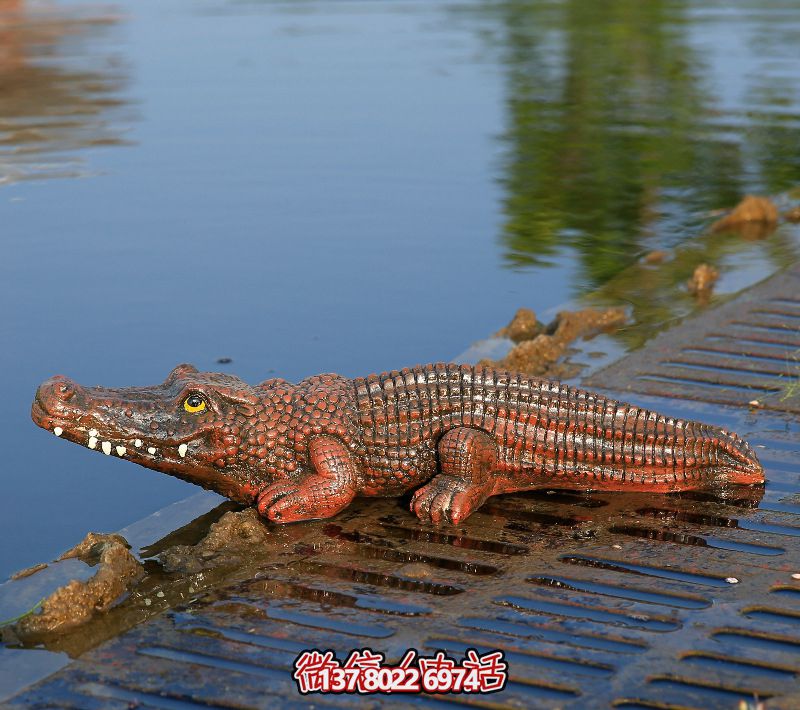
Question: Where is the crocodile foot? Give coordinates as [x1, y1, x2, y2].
[410, 474, 493, 525]
[256, 476, 355, 523]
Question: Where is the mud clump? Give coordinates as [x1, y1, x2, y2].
[496, 307, 544, 342]
[12, 533, 143, 640]
[711, 195, 778, 238]
[550, 308, 627, 343]
[483, 307, 627, 377]
[10, 562, 48, 580]
[642, 250, 668, 264]
[493, 337, 564, 376]
[396, 563, 436, 579]
[158, 508, 270, 574]
[687, 263, 719, 297]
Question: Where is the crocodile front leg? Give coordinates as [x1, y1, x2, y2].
[256, 436, 358, 523]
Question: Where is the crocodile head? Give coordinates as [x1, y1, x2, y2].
[31, 364, 267, 503]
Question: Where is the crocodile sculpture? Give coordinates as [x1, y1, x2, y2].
[32, 363, 764, 525]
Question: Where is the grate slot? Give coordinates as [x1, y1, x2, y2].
[127, 640, 353, 707]
[458, 615, 648, 654]
[637, 373, 781, 394]
[770, 586, 800, 602]
[559, 554, 734, 587]
[292, 560, 464, 595]
[422, 640, 584, 700]
[670, 490, 766, 509]
[425, 636, 614, 678]
[263, 602, 395, 638]
[494, 595, 681, 631]
[770, 297, 800, 306]
[760, 500, 800, 516]
[711, 628, 800, 652]
[706, 331, 800, 348]
[320, 525, 500, 575]
[477, 501, 586, 526]
[765, 477, 800, 491]
[609, 524, 785, 555]
[525, 576, 710, 609]
[681, 344, 799, 363]
[751, 308, 800, 320]
[635, 507, 800, 538]
[235, 576, 432, 616]
[646, 675, 775, 703]
[23, 683, 153, 710]
[176, 622, 308, 656]
[510, 490, 609, 508]
[679, 651, 797, 679]
[175, 608, 394, 662]
[741, 607, 800, 626]
[704, 333, 797, 352]
[138, 646, 287, 680]
[613, 699, 702, 710]
[730, 320, 800, 335]
[173, 628, 300, 671]
[660, 356, 793, 378]
[78, 681, 249, 709]
[375, 521, 529, 555]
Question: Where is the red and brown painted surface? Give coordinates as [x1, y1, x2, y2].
[32, 363, 764, 525]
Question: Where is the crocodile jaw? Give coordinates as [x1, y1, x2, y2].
[31, 372, 260, 504]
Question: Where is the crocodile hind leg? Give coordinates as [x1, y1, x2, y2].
[410, 427, 499, 525]
[257, 435, 357, 523]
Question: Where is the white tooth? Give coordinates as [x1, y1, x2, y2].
[116, 446, 126, 457]
[134, 439, 142, 448]
[178, 443, 188, 458]
[88, 437, 98, 449]
[53, 427, 63, 437]
[101, 441, 112, 455]
[89, 429, 98, 438]
[147, 447, 157, 455]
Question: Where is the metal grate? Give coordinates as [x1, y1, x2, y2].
[4, 412, 799, 709]
[586, 264, 800, 413]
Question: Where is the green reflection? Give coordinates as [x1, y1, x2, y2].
[587, 225, 800, 350]
[478, 0, 800, 290]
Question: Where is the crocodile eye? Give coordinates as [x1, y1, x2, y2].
[183, 394, 207, 414]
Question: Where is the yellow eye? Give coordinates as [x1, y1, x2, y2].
[183, 394, 207, 413]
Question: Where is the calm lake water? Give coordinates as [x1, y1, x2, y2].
[2, 0, 800, 580]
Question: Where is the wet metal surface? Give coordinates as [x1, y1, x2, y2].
[4, 399, 799, 709]
[586, 264, 800, 413]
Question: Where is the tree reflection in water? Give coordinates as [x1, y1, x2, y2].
[0, 0, 130, 185]
[460, 0, 800, 289]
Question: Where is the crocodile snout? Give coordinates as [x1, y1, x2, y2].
[31, 376, 94, 440]
[35, 375, 83, 413]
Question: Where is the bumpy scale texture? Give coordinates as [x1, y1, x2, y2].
[32, 363, 764, 525]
